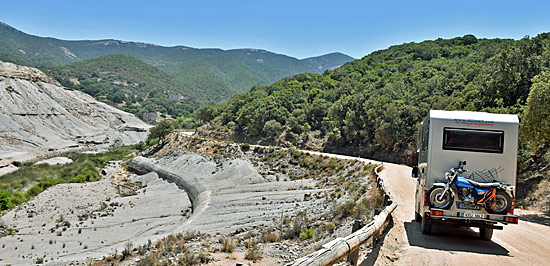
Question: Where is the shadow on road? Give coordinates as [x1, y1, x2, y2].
[359, 219, 393, 266]
[404, 220, 510, 256]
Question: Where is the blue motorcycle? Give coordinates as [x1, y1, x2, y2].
[427, 161, 513, 214]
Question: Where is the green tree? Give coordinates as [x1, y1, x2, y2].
[263, 120, 282, 138]
[147, 120, 175, 144]
[194, 104, 218, 124]
[522, 71, 550, 146]
[479, 36, 547, 108]
[461, 34, 478, 45]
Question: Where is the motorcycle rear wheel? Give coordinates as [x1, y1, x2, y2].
[427, 186, 453, 209]
[485, 190, 512, 214]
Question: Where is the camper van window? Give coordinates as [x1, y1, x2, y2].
[443, 128, 504, 153]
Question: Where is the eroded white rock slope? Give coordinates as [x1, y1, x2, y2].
[0, 60, 150, 167]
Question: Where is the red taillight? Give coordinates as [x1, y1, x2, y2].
[430, 210, 444, 216]
[424, 192, 429, 206]
[512, 198, 515, 206]
[504, 217, 518, 223]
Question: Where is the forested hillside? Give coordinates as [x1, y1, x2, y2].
[46, 54, 198, 118]
[201, 34, 550, 202]
[0, 22, 353, 103]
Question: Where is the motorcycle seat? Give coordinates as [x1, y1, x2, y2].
[466, 179, 501, 188]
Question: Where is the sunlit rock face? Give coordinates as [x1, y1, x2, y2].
[0, 60, 150, 167]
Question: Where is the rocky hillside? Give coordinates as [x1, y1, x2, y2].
[0, 60, 150, 170]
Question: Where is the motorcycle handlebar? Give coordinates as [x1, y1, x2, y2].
[451, 166, 467, 174]
[455, 161, 468, 173]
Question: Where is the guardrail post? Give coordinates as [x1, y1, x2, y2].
[347, 220, 363, 266]
[372, 226, 380, 246]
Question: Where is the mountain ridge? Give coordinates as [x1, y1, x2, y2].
[0, 22, 354, 103]
[0, 21, 354, 67]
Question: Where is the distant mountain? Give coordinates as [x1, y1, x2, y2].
[0, 22, 354, 103]
[302, 52, 355, 71]
[228, 49, 353, 82]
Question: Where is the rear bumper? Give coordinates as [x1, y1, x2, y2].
[423, 207, 519, 227]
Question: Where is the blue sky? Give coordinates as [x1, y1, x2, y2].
[1, 0, 549, 59]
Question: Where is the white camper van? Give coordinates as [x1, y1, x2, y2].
[413, 110, 519, 240]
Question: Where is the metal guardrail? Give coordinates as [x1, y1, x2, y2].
[287, 163, 397, 266]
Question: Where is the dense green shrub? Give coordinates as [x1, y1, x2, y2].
[240, 143, 250, 151]
[0, 190, 14, 210]
[24, 185, 43, 199]
[46, 54, 198, 119]
[299, 228, 315, 240]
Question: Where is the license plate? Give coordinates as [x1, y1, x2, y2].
[462, 212, 485, 219]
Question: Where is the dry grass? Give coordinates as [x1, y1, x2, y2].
[92, 231, 212, 266]
[245, 239, 262, 261]
[261, 229, 280, 242]
[219, 237, 235, 253]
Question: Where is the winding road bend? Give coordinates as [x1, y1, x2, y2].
[297, 150, 550, 265]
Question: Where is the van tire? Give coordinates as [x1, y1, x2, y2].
[415, 211, 422, 222]
[421, 215, 432, 234]
[479, 227, 493, 241]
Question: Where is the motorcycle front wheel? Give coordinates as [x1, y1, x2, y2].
[427, 186, 453, 209]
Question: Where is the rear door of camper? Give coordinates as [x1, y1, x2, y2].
[426, 111, 519, 192]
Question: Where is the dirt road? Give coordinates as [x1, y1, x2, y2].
[369, 162, 550, 266]
[295, 150, 550, 265]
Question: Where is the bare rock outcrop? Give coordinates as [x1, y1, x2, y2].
[0, 60, 150, 167]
